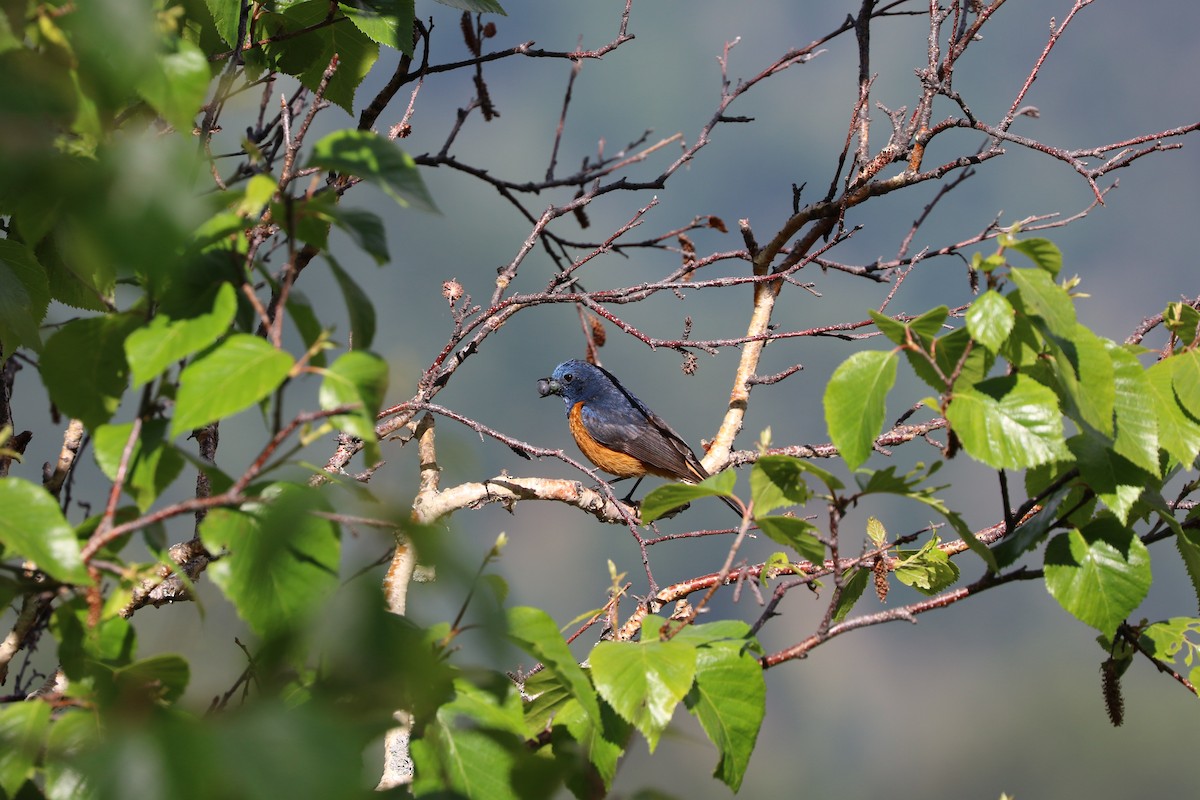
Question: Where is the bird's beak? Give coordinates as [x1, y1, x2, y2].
[537, 377, 560, 397]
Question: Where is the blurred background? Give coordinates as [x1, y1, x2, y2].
[9, 1, 1200, 797]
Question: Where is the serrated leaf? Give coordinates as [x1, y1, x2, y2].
[590, 628, 696, 752]
[1045, 323, 1114, 436]
[137, 39, 212, 133]
[640, 470, 735, 523]
[831, 568, 869, 623]
[93, 419, 185, 512]
[307, 129, 437, 212]
[199, 484, 339, 637]
[325, 205, 390, 264]
[203, 0, 243, 47]
[112, 654, 190, 705]
[683, 641, 765, 792]
[125, 282, 237, 386]
[992, 482, 1072, 568]
[946, 374, 1070, 470]
[1177, 530, 1200, 610]
[325, 255, 377, 350]
[340, 0, 416, 54]
[1164, 302, 1200, 343]
[1146, 358, 1200, 470]
[749, 455, 809, 516]
[411, 693, 522, 800]
[1067, 432, 1150, 524]
[172, 334, 294, 436]
[825, 349, 898, 470]
[1107, 343, 1160, 475]
[0, 701, 51, 797]
[1173, 349, 1200, 419]
[904, 325, 993, 392]
[866, 516, 887, 546]
[267, 1, 379, 114]
[894, 536, 960, 595]
[755, 516, 825, 563]
[0, 239, 49, 357]
[1044, 517, 1151, 634]
[41, 313, 142, 429]
[319, 350, 388, 463]
[1009, 237, 1062, 275]
[966, 290, 1015, 352]
[432, 0, 507, 13]
[1009, 267, 1075, 339]
[1139, 618, 1200, 666]
[507, 606, 601, 725]
[0, 479, 90, 584]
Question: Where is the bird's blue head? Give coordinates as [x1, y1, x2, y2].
[537, 360, 607, 409]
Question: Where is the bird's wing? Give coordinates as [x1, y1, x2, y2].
[579, 400, 709, 483]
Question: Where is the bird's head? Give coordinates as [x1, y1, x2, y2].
[537, 359, 601, 406]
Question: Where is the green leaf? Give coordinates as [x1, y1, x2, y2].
[946, 374, 1070, 470]
[684, 641, 765, 792]
[0, 478, 91, 584]
[432, 0, 507, 13]
[325, 205, 390, 264]
[340, 0, 416, 54]
[412, 708, 522, 800]
[1146, 358, 1200, 469]
[507, 606, 601, 725]
[553, 697, 628, 792]
[125, 282, 237, 386]
[1107, 343, 1160, 475]
[1139, 618, 1200, 667]
[112, 654, 191, 705]
[904, 325, 993, 392]
[1164, 302, 1200, 343]
[1045, 323, 1114, 436]
[319, 350, 388, 464]
[307, 129, 437, 212]
[0, 239, 49, 357]
[44, 709, 100, 799]
[1044, 517, 1151, 634]
[639, 470, 736, 523]
[1176, 530, 1200, 611]
[1173, 348, 1200, 419]
[868, 306, 947, 348]
[237, 173, 278, 218]
[992, 482, 1072, 568]
[203, 0, 243, 47]
[824, 349, 898, 470]
[0, 701, 51, 797]
[172, 334, 294, 437]
[1009, 267, 1075, 339]
[41, 313, 142, 429]
[755, 516, 825, 563]
[894, 536, 960, 595]
[590, 625, 697, 752]
[1008, 237, 1063, 275]
[749, 455, 810, 516]
[137, 39, 212, 133]
[1067, 432, 1151, 524]
[267, 1, 379, 114]
[199, 483, 340, 637]
[831, 568, 869, 623]
[325, 256, 377, 349]
[966, 290, 1015, 352]
[93, 419, 185, 512]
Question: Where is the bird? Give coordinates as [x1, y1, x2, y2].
[537, 359, 741, 517]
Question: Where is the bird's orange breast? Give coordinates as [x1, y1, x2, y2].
[569, 402, 647, 478]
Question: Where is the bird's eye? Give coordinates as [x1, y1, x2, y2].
[563, 373, 574, 383]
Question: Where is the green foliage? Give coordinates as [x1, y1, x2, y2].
[0, 1, 1196, 798]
